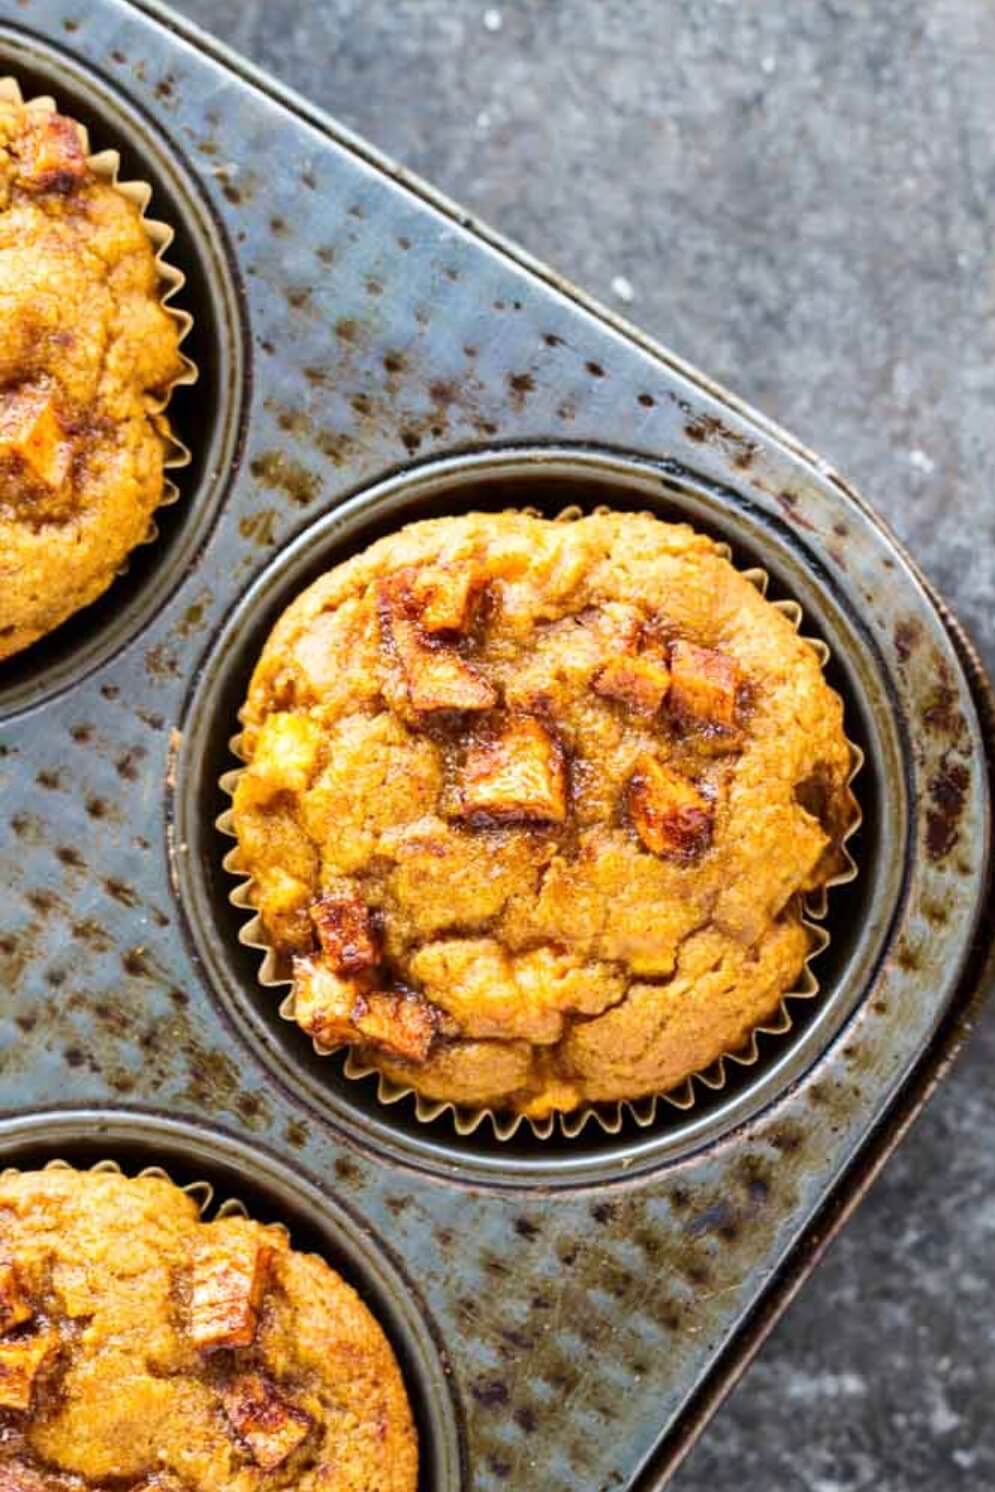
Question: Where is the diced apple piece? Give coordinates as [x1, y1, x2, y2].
[292, 956, 440, 1064]
[592, 654, 671, 716]
[0, 389, 71, 491]
[352, 989, 439, 1064]
[457, 715, 567, 824]
[310, 894, 380, 973]
[628, 754, 713, 860]
[16, 113, 87, 193]
[669, 641, 740, 731]
[292, 956, 364, 1048]
[386, 632, 495, 712]
[251, 712, 322, 791]
[189, 1232, 270, 1350]
[377, 576, 496, 713]
[409, 562, 486, 633]
[404, 648, 496, 713]
[249, 713, 322, 799]
[222, 1372, 313, 1470]
[0, 1259, 32, 1337]
[0, 1332, 56, 1410]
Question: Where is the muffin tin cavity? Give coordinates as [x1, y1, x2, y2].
[172, 447, 900, 1188]
[0, 33, 245, 721]
[0, 1108, 466, 1491]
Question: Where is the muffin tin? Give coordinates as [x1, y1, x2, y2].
[0, 4, 991, 1488]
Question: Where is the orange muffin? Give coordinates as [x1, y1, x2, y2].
[0, 96, 185, 661]
[231, 510, 855, 1119]
[0, 1167, 417, 1490]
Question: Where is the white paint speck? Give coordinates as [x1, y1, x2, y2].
[909, 448, 936, 474]
[483, 8, 503, 31]
[611, 275, 635, 303]
[784, 1369, 867, 1405]
[953, 1448, 978, 1470]
[928, 1383, 962, 1436]
[761, 54, 777, 74]
[476, 110, 491, 130]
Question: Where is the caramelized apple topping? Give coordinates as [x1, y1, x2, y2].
[377, 573, 496, 713]
[0, 1258, 32, 1336]
[628, 754, 713, 860]
[291, 958, 365, 1048]
[189, 1233, 271, 1350]
[292, 957, 441, 1064]
[222, 1372, 313, 1471]
[456, 715, 567, 824]
[406, 647, 496, 713]
[592, 654, 671, 716]
[669, 641, 740, 732]
[0, 388, 72, 491]
[248, 712, 322, 798]
[351, 988, 440, 1063]
[15, 113, 87, 193]
[0, 1331, 56, 1411]
[409, 561, 487, 633]
[310, 894, 380, 974]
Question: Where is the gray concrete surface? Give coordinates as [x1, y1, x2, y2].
[169, 3, 995, 1487]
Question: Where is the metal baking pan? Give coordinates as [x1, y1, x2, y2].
[0, 2, 991, 1487]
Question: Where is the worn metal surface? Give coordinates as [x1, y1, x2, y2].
[0, 3, 991, 1489]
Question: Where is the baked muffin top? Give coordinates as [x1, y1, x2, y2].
[0, 99, 185, 661]
[0, 1167, 417, 1490]
[232, 510, 854, 1117]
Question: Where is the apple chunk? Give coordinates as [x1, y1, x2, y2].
[456, 715, 567, 824]
[189, 1232, 270, 1350]
[377, 573, 495, 713]
[292, 956, 440, 1064]
[222, 1372, 313, 1470]
[669, 641, 740, 732]
[0, 388, 71, 491]
[628, 754, 713, 860]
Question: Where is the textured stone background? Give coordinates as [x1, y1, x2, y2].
[170, 3, 995, 1487]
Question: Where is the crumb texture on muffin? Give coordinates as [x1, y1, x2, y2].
[0, 99, 185, 661]
[232, 510, 855, 1117]
[0, 1168, 418, 1490]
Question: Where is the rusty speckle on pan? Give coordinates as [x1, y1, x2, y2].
[773, 488, 818, 532]
[894, 616, 923, 662]
[249, 450, 321, 506]
[0, 12, 990, 1492]
[926, 754, 971, 861]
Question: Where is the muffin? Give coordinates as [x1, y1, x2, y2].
[0, 94, 186, 662]
[0, 1166, 417, 1490]
[230, 510, 855, 1120]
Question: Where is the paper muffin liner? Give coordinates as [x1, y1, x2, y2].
[217, 507, 863, 1141]
[0, 1155, 263, 1228]
[0, 77, 197, 561]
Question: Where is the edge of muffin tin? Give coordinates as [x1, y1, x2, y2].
[0, 1106, 468, 1490]
[0, 27, 248, 723]
[171, 444, 906, 1188]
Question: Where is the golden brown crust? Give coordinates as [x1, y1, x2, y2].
[232, 509, 855, 1115]
[0, 1169, 417, 1490]
[0, 100, 184, 661]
